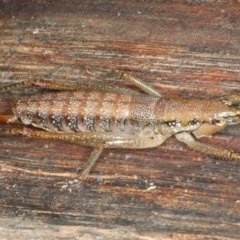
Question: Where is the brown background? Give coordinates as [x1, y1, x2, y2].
[0, 1, 240, 239]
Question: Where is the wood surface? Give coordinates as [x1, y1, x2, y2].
[0, 1, 240, 239]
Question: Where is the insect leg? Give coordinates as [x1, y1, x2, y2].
[0, 79, 37, 92]
[104, 134, 169, 149]
[84, 133, 169, 180]
[79, 145, 104, 181]
[0, 79, 140, 95]
[31, 79, 142, 95]
[19, 128, 170, 149]
[0, 127, 107, 180]
[219, 93, 240, 106]
[115, 70, 162, 97]
[1, 128, 170, 179]
[175, 132, 240, 161]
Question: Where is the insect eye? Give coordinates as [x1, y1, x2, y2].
[212, 118, 226, 127]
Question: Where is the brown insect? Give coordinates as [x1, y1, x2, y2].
[0, 71, 240, 181]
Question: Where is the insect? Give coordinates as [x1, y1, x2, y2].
[0, 71, 240, 181]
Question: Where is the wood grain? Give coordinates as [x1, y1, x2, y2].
[0, 1, 240, 239]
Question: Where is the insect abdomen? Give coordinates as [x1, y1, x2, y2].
[13, 91, 158, 134]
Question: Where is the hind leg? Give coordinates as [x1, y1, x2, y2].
[115, 70, 162, 97]
[0, 78, 140, 95]
[0, 127, 169, 180]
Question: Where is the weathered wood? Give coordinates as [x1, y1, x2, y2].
[0, 1, 240, 239]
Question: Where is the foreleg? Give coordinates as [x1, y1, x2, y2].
[219, 93, 240, 106]
[175, 132, 240, 161]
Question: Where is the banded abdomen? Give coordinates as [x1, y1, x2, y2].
[13, 91, 159, 134]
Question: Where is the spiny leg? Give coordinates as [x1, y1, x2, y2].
[175, 132, 240, 161]
[0, 128, 106, 180]
[115, 70, 162, 97]
[0, 79, 37, 92]
[2, 128, 110, 181]
[0, 70, 161, 96]
[30, 131, 169, 181]
[20, 128, 134, 147]
[0, 79, 140, 95]
[1, 127, 170, 180]
[32, 79, 141, 95]
[6, 127, 160, 181]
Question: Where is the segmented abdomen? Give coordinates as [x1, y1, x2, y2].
[13, 91, 158, 134]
